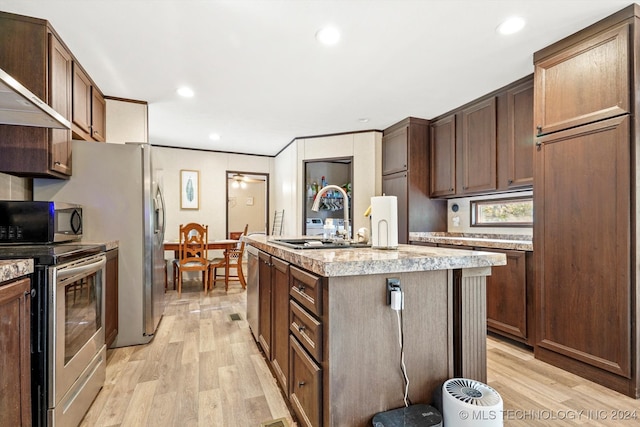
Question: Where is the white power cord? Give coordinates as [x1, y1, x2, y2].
[394, 290, 410, 407]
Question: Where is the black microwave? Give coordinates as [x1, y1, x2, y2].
[0, 201, 82, 243]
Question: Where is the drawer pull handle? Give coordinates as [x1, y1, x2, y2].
[297, 284, 305, 293]
[298, 381, 306, 388]
[298, 325, 306, 332]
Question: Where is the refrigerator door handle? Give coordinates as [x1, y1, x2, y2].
[155, 185, 167, 238]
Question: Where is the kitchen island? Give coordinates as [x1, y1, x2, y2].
[245, 235, 506, 427]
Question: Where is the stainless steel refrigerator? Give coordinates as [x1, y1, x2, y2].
[34, 140, 166, 347]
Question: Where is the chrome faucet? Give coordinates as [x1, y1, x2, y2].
[311, 184, 350, 239]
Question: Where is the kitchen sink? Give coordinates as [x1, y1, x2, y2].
[271, 238, 370, 250]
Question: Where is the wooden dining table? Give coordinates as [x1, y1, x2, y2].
[163, 239, 238, 290]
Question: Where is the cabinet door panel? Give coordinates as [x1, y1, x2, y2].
[49, 33, 72, 175]
[485, 249, 527, 341]
[270, 257, 290, 392]
[0, 277, 31, 426]
[72, 63, 92, 138]
[258, 252, 272, 358]
[382, 125, 408, 175]
[91, 88, 106, 141]
[506, 80, 533, 188]
[459, 97, 496, 194]
[289, 336, 321, 427]
[535, 115, 630, 377]
[430, 114, 456, 197]
[534, 24, 629, 135]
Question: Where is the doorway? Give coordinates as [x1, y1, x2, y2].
[226, 171, 269, 237]
[303, 157, 353, 235]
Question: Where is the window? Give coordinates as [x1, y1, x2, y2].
[471, 196, 533, 227]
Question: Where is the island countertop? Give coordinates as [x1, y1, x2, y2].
[245, 234, 506, 277]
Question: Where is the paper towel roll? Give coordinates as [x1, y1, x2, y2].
[370, 196, 398, 249]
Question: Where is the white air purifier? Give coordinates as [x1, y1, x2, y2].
[442, 378, 503, 427]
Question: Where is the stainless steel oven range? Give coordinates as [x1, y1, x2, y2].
[0, 243, 106, 427]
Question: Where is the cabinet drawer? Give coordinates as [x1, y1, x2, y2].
[290, 266, 322, 317]
[290, 300, 323, 362]
[289, 336, 322, 427]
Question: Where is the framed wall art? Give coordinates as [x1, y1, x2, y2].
[180, 169, 200, 210]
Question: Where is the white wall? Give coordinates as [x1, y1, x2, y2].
[273, 140, 300, 236]
[272, 131, 382, 236]
[105, 99, 148, 143]
[447, 190, 533, 236]
[152, 147, 274, 253]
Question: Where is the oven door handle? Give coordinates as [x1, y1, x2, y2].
[57, 256, 107, 283]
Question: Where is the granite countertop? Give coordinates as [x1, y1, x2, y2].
[0, 259, 34, 284]
[245, 234, 506, 277]
[410, 232, 533, 251]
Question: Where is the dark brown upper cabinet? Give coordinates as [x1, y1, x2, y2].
[430, 75, 533, 198]
[534, 23, 629, 136]
[0, 12, 73, 178]
[497, 75, 534, 190]
[72, 63, 106, 142]
[458, 97, 497, 195]
[381, 124, 409, 175]
[429, 114, 456, 198]
[0, 11, 107, 178]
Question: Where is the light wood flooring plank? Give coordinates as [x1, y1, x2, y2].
[487, 336, 640, 427]
[120, 380, 158, 426]
[198, 388, 224, 427]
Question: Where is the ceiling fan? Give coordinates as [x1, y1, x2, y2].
[230, 173, 263, 183]
[229, 173, 263, 188]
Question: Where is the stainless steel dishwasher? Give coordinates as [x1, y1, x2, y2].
[246, 244, 259, 341]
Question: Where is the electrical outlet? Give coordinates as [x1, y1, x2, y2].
[386, 278, 400, 305]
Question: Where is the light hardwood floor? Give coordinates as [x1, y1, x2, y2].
[487, 337, 640, 426]
[81, 278, 640, 427]
[80, 279, 296, 427]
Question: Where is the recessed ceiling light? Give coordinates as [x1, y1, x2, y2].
[316, 26, 340, 45]
[209, 133, 221, 141]
[177, 86, 194, 98]
[496, 16, 525, 35]
[358, 118, 370, 123]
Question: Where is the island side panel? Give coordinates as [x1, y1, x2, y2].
[325, 269, 453, 427]
[454, 267, 490, 383]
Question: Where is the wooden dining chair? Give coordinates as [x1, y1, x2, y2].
[209, 223, 248, 291]
[173, 223, 209, 295]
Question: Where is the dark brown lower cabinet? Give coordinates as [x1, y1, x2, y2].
[483, 249, 533, 345]
[105, 248, 119, 348]
[419, 242, 533, 346]
[0, 277, 32, 426]
[270, 257, 290, 392]
[258, 251, 272, 358]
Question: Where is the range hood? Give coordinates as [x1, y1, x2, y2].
[0, 67, 70, 129]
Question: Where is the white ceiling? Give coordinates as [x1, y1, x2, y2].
[0, 0, 633, 156]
